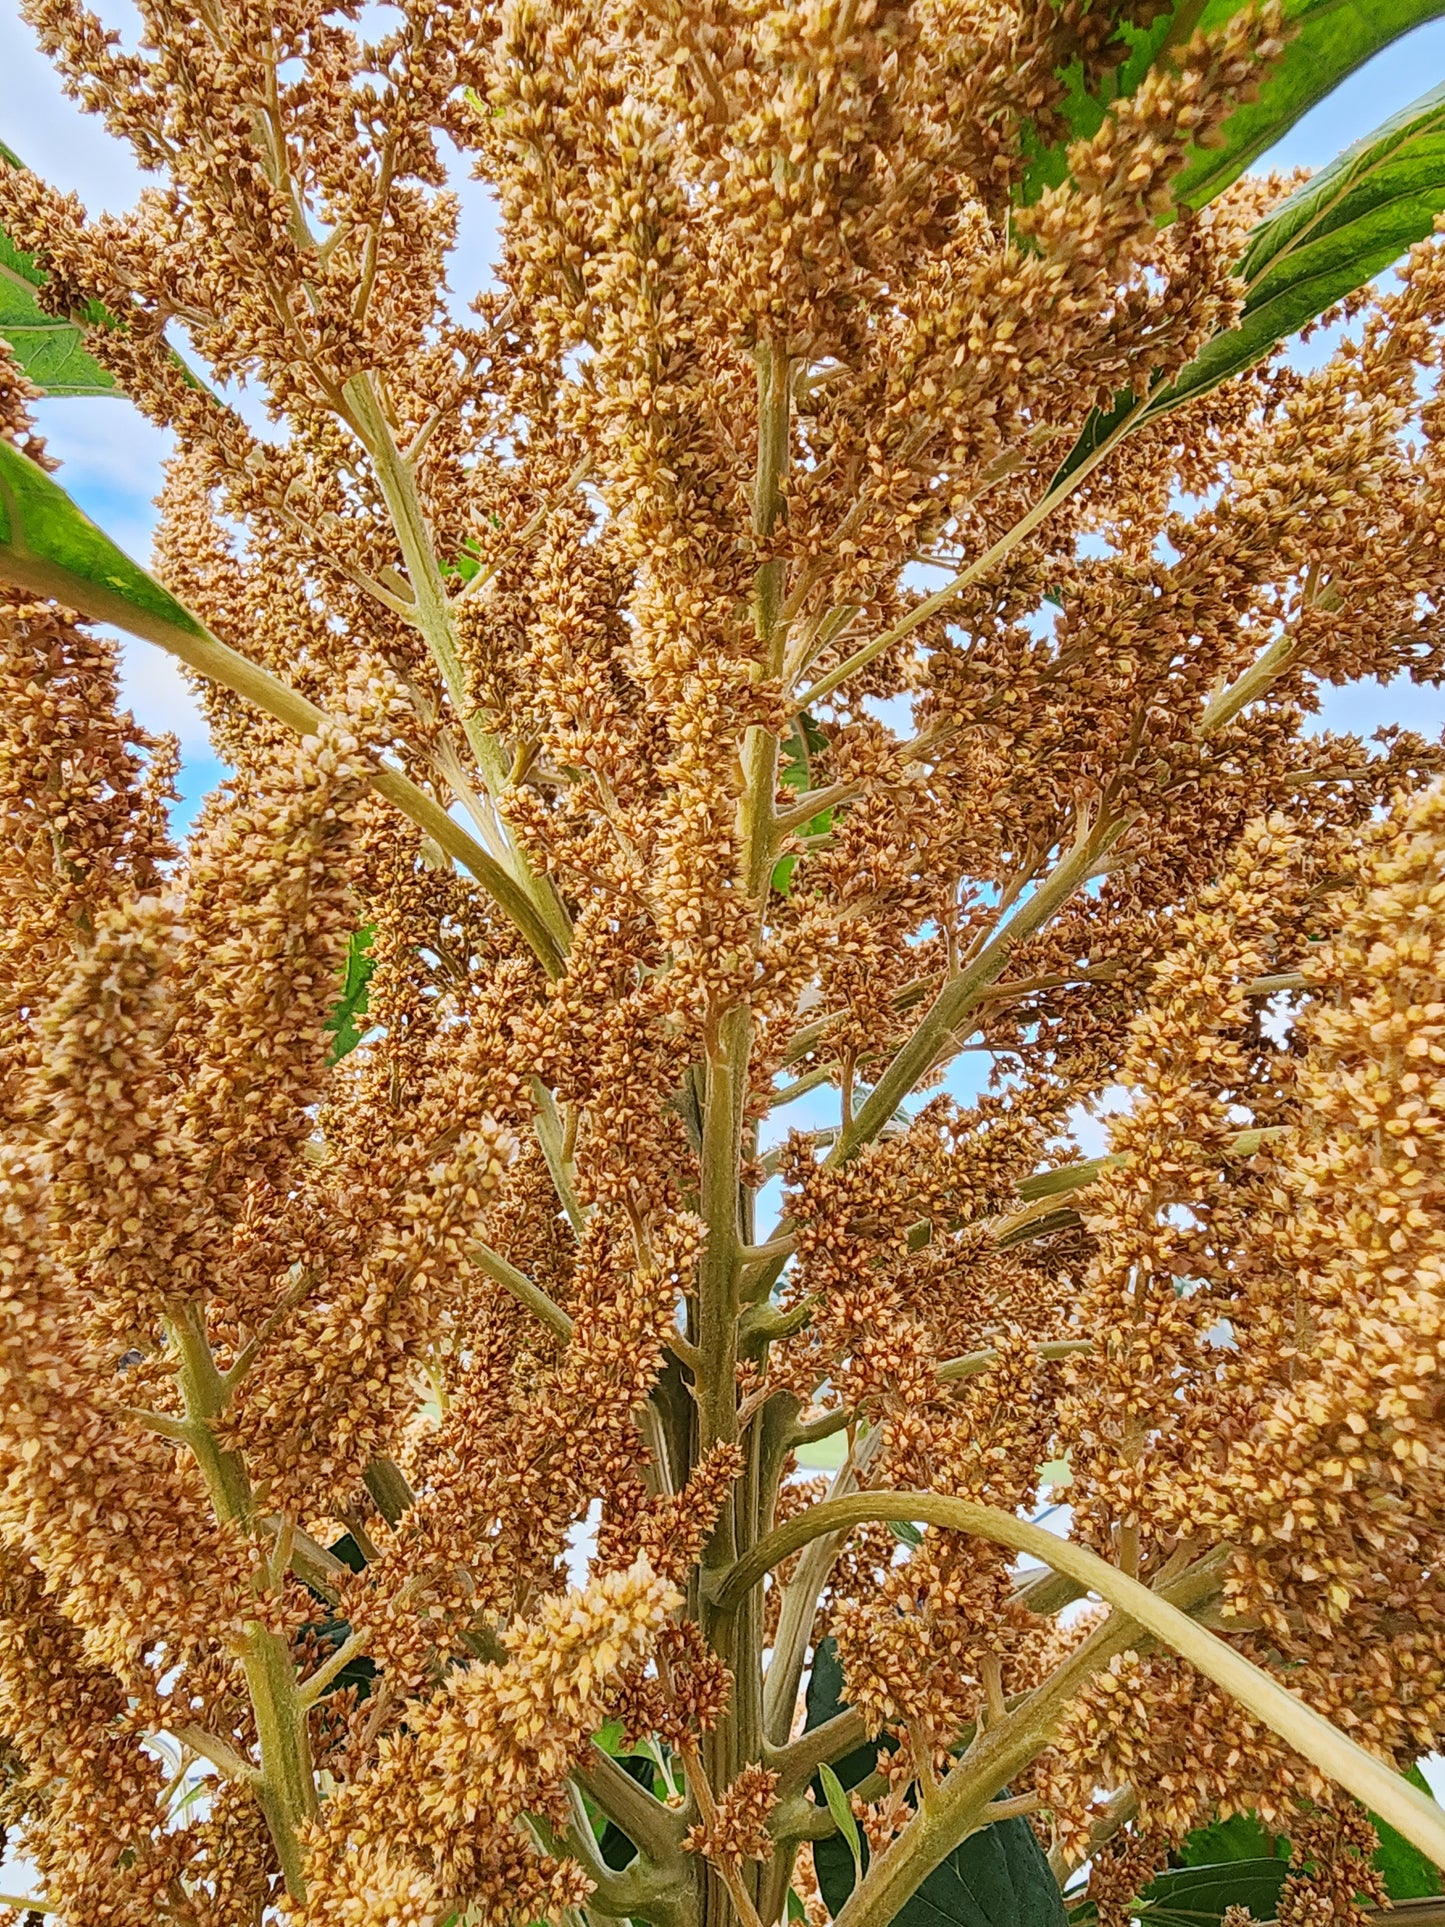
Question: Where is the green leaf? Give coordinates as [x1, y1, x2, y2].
[1052, 77, 1445, 491]
[1130, 1857, 1290, 1924]
[812, 1805, 1069, 1927]
[0, 276, 120, 397]
[0, 145, 121, 396]
[1019, 1, 1207, 205]
[1124, 1779, 1445, 1921]
[1184, 76, 1445, 405]
[325, 1532, 368, 1575]
[771, 852, 801, 894]
[804, 1638, 1068, 1927]
[1370, 1762, 1444, 1900]
[324, 923, 377, 1064]
[1176, 0, 1445, 210]
[1020, 0, 1445, 212]
[0, 430, 208, 638]
[1177, 1810, 1287, 1866]
[887, 1518, 925, 1549]
[820, 1762, 864, 1881]
[805, 1635, 886, 1792]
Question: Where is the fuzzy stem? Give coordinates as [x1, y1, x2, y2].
[469, 1238, 575, 1342]
[574, 1743, 689, 1867]
[532, 1077, 589, 1237]
[1198, 631, 1299, 737]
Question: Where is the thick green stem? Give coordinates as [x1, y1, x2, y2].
[1198, 631, 1299, 737]
[697, 1012, 746, 1465]
[688, 336, 794, 1927]
[244, 1629, 318, 1897]
[575, 1743, 690, 1868]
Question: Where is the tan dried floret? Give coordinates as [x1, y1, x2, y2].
[8, 2, 1445, 1921]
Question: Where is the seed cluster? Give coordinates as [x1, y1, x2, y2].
[6, 0, 1445, 1921]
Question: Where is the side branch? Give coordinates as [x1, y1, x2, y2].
[831, 820, 1122, 1164]
[574, 1741, 689, 1866]
[469, 1241, 574, 1342]
[0, 438, 568, 976]
[707, 1491, 1445, 1876]
[791, 401, 1147, 714]
[0, 552, 566, 978]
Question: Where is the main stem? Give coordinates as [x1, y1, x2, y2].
[169, 1304, 317, 1901]
[692, 337, 791, 1927]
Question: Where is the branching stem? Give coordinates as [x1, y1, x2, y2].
[711, 1493, 1445, 1899]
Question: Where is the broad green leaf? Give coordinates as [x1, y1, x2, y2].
[812, 1798, 1070, 1927]
[1370, 1762, 1445, 1899]
[805, 1636, 885, 1793]
[325, 923, 377, 1063]
[805, 1638, 1068, 1927]
[1116, 1780, 1444, 1922]
[1052, 78, 1445, 491]
[0, 430, 207, 638]
[0, 141, 216, 404]
[1020, 0, 1445, 211]
[1177, 0, 1445, 209]
[1177, 1810, 1287, 1865]
[1019, 1, 1210, 204]
[0, 274, 120, 397]
[1131, 1856, 1290, 1924]
[0, 143, 121, 396]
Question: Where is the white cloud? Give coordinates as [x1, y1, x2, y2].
[117, 638, 211, 750]
[0, 7, 148, 215]
[32, 396, 172, 564]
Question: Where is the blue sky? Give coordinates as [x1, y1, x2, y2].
[5, 9, 1445, 820]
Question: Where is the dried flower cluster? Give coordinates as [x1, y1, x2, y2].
[5, 1, 1445, 1924]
